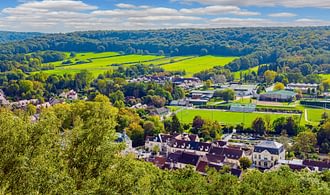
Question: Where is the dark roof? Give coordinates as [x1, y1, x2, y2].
[254, 141, 284, 155]
[205, 154, 226, 164]
[209, 146, 243, 160]
[179, 152, 200, 166]
[188, 134, 198, 142]
[213, 141, 227, 147]
[303, 160, 330, 170]
[169, 139, 211, 152]
[288, 164, 309, 171]
[166, 151, 200, 166]
[153, 156, 166, 168]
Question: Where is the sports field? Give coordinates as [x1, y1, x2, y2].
[306, 108, 330, 122]
[161, 55, 237, 77]
[176, 108, 300, 126]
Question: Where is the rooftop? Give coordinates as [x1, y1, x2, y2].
[255, 140, 283, 149]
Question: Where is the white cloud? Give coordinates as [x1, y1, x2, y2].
[0, 1, 328, 32]
[268, 12, 297, 18]
[179, 5, 260, 16]
[178, 0, 330, 9]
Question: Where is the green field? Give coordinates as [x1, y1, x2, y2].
[306, 108, 330, 122]
[176, 108, 301, 126]
[40, 52, 236, 77]
[161, 55, 237, 77]
[234, 66, 259, 80]
[43, 52, 164, 75]
[320, 74, 330, 80]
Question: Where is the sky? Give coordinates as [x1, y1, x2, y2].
[0, 0, 330, 32]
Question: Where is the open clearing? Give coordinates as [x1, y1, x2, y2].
[162, 55, 237, 77]
[233, 66, 259, 80]
[176, 108, 300, 127]
[41, 52, 236, 77]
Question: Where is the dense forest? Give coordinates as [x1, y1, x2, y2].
[1, 101, 329, 194]
[0, 27, 330, 74]
[0, 31, 42, 43]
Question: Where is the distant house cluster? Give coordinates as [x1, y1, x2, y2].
[128, 76, 203, 90]
[145, 133, 249, 177]
[59, 90, 78, 100]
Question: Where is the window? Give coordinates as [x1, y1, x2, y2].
[259, 155, 261, 159]
[271, 156, 274, 161]
[254, 154, 257, 159]
[264, 162, 268, 167]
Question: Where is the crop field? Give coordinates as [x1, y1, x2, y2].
[176, 108, 301, 126]
[306, 108, 330, 122]
[161, 55, 237, 77]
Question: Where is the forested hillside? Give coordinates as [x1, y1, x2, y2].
[0, 27, 329, 73]
[1, 101, 329, 194]
[0, 31, 42, 43]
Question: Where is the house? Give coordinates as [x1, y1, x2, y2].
[148, 107, 170, 119]
[165, 151, 200, 169]
[60, 90, 78, 100]
[286, 83, 318, 94]
[253, 141, 285, 169]
[258, 90, 296, 102]
[116, 131, 133, 155]
[0, 90, 9, 106]
[209, 146, 244, 166]
[277, 159, 330, 172]
[172, 77, 203, 89]
[10, 99, 39, 109]
[170, 99, 189, 106]
[302, 159, 330, 171]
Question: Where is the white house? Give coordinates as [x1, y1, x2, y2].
[253, 141, 285, 169]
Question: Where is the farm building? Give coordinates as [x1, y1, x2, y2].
[286, 83, 318, 94]
[259, 90, 296, 102]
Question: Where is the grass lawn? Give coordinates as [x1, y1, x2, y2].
[141, 56, 195, 66]
[306, 108, 330, 122]
[162, 55, 237, 77]
[319, 74, 330, 80]
[176, 109, 300, 127]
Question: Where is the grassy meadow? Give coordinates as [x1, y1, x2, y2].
[41, 52, 236, 77]
[176, 108, 300, 127]
[161, 55, 237, 77]
[306, 108, 330, 122]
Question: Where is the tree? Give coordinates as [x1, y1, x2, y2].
[322, 112, 329, 121]
[293, 131, 317, 158]
[317, 121, 330, 153]
[94, 94, 110, 103]
[143, 121, 155, 136]
[239, 157, 252, 170]
[109, 90, 125, 104]
[170, 114, 182, 133]
[214, 89, 235, 102]
[264, 115, 271, 133]
[264, 70, 277, 84]
[252, 117, 266, 135]
[126, 122, 145, 147]
[274, 82, 285, 90]
[192, 115, 205, 130]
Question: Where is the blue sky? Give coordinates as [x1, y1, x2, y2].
[0, 0, 329, 32]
